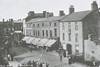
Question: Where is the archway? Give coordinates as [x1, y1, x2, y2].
[66, 44, 72, 55]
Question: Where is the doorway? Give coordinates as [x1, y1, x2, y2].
[66, 44, 72, 55]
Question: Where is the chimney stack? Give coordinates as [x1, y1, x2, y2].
[59, 10, 65, 16]
[43, 11, 48, 18]
[69, 5, 74, 14]
[2, 19, 5, 22]
[91, 1, 98, 11]
[28, 11, 35, 17]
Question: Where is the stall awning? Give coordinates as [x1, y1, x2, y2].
[31, 38, 41, 45]
[46, 39, 56, 47]
[22, 37, 56, 47]
[26, 37, 34, 44]
[22, 37, 30, 41]
[38, 39, 49, 46]
[14, 31, 22, 33]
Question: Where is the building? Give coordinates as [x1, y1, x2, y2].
[23, 1, 100, 56]
[13, 19, 23, 45]
[0, 19, 14, 55]
[60, 1, 100, 55]
[0, 19, 23, 47]
[25, 11, 53, 22]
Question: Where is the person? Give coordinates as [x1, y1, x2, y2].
[68, 56, 72, 64]
[7, 54, 11, 61]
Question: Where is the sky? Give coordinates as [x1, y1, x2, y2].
[0, 0, 100, 21]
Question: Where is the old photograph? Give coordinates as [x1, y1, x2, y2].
[0, 0, 100, 67]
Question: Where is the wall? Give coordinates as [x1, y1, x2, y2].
[60, 21, 83, 55]
[25, 20, 60, 39]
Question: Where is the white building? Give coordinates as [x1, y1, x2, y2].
[23, 1, 100, 57]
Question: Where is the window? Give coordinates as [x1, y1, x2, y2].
[68, 22, 71, 33]
[33, 24, 35, 27]
[38, 30, 40, 36]
[54, 28, 57, 37]
[33, 30, 35, 36]
[54, 23, 57, 27]
[49, 22, 51, 26]
[75, 44, 79, 55]
[36, 30, 37, 36]
[42, 30, 44, 37]
[50, 30, 52, 37]
[62, 23, 64, 30]
[63, 33, 65, 40]
[46, 30, 48, 37]
[68, 33, 71, 41]
[37, 24, 39, 27]
[75, 33, 78, 42]
[42, 23, 44, 27]
[75, 22, 78, 30]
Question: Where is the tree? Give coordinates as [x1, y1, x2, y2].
[0, 55, 9, 65]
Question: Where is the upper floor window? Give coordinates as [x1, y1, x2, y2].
[42, 23, 44, 27]
[42, 30, 44, 37]
[68, 22, 71, 33]
[33, 30, 35, 36]
[33, 24, 35, 27]
[54, 23, 57, 27]
[54, 28, 57, 37]
[46, 30, 48, 37]
[49, 22, 51, 26]
[75, 33, 78, 42]
[68, 33, 71, 41]
[63, 33, 65, 40]
[75, 22, 78, 30]
[37, 24, 39, 27]
[38, 30, 40, 36]
[62, 23, 65, 30]
[36, 30, 37, 36]
[50, 30, 52, 37]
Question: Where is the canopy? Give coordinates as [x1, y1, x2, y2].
[22, 37, 30, 41]
[46, 39, 56, 47]
[22, 37, 56, 47]
[14, 31, 22, 33]
[38, 39, 49, 46]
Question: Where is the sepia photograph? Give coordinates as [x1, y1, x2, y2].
[0, 0, 100, 67]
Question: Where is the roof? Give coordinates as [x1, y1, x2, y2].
[61, 10, 91, 22]
[27, 16, 65, 23]
[26, 10, 92, 23]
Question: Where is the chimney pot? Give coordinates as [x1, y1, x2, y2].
[28, 11, 35, 17]
[59, 10, 65, 16]
[91, 1, 98, 11]
[69, 5, 74, 14]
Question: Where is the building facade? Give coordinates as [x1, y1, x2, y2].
[60, 1, 100, 55]
[60, 21, 83, 55]
[13, 20, 23, 45]
[23, 1, 100, 56]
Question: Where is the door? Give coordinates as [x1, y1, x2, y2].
[67, 44, 72, 55]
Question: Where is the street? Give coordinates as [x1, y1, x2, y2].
[12, 47, 89, 67]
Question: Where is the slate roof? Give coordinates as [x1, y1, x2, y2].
[27, 10, 92, 23]
[27, 16, 65, 23]
[61, 10, 91, 22]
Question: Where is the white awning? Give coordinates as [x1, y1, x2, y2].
[22, 37, 56, 47]
[31, 38, 41, 45]
[46, 39, 56, 47]
[26, 37, 34, 44]
[22, 37, 30, 41]
[14, 31, 22, 33]
[38, 39, 49, 46]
